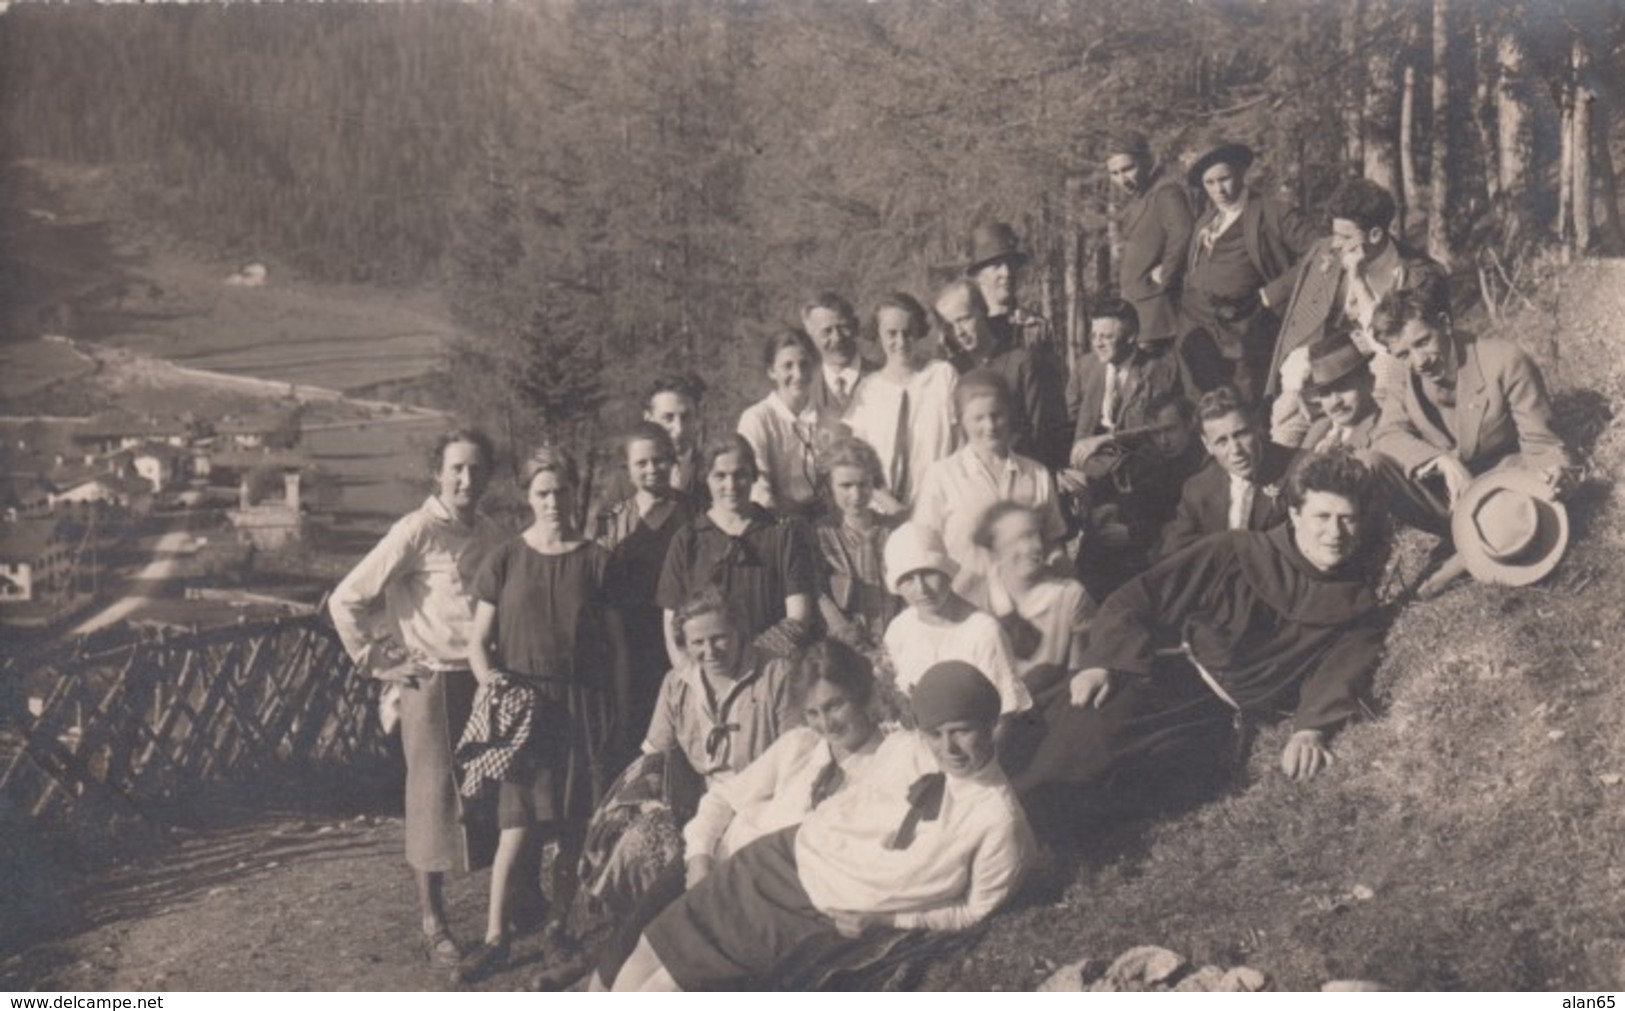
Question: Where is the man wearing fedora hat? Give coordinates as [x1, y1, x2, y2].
[1179, 142, 1320, 404]
[966, 221, 1056, 360]
[1107, 131, 1194, 347]
[1368, 284, 1574, 536]
[1284, 332, 1381, 456]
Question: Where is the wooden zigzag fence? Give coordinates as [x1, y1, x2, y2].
[0, 614, 383, 850]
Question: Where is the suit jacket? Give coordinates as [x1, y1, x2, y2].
[1300, 410, 1379, 455]
[1158, 442, 1299, 561]
[1071, 346, 1186, 441]
[1186, 189, 1321, 315]
[809, 357, 880, 420]
[1118, 171, 1195, 342]
[1268, 238, 1441, 397]
[1371, 332, 1571, 477]
[952, 339, 1072, 471]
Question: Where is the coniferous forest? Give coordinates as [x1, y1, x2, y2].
[3, 0, 1621, 454]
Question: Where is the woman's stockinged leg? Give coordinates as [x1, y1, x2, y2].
[486, 826, 532, 943]
[612, 937, 683, 992]
[415, 869, 447, 936]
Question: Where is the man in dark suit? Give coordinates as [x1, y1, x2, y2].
[1108, 132, 1194, 346]
[1158, 385, 1298, 560]
[1179, 142, 1321, 404]
[1268, 179, 1445, 443]
[966, 221, 1056, 360]
[1065, 296, 1186, 471]
[934, 279, 1071, 471]
[1368, 285, 1574, 534]
[802, 292, 876, 420]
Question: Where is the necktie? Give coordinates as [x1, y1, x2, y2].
[834, 374, 849, 402]
[887, 772, 946, 850]
[889, 388, 911, 501]
[1101, 363, 1121, 432]
[808, 757, 844, 809]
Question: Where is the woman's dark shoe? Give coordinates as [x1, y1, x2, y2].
[451, 938, 509, 984]
[422, 927, 462, 969]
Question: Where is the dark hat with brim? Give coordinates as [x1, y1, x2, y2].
[1187, 142, 1255, 189]
[1304, 334, 1373, 394]
[966, 221, 1030, 275]
[1451, 468, 1570, 587]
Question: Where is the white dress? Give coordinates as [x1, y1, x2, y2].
[845, 360, 960, 505]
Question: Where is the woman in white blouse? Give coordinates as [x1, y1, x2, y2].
[846, 293, 960, 511]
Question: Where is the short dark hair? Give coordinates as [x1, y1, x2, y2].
[1108, 130, 1152, 164]
[762, 328, 821, 370]
[1326, 177, 1396, 233]
[1370, 275, 1451, 345]
[645, 373, 706, 407]
[1089, 295, 1140, 337]
[622, 420, 676, 462]
[428, 427, 494, 478]
[1195, 385, 1254, 427]
[792, 639, 876, 710]
[700, 433, 759, 484]
[1146, 390, 1195, 424]
[953, 368, 1013, 418]
[800, 292, 858, 328]
[1287, 448, 1375, 514]
[971, 500, 1037, 551]
[819, 435, 884, 488]
[871, 292, 931, 341]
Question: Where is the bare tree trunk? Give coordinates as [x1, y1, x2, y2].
[1363, 0, 1402, 220]
[1343, 0, 1366, 170]
[1590, 88, 1625, 250]
[1573, 36, 1594, 256]
[1400, 59, 1419, 238]
[1473, 9, 1500, 208]
[1558, 57, 1575, 258]
[1496, 18, 1538, 245]
[1428, 0, 1454, 267]
[1063, 217, 1083, 376]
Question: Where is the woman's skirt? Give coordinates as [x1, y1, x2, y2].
[497, 690, 603, 830]
[399, 667, 482, 872]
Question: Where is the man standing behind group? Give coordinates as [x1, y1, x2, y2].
[1179, 142, 1319, 404]
[935, 279, 1071, 471]
[967, 221, 1056, 360]
[644, 375, 706, 494]
[1108, 132, 1193, 348]
[802, 293, 874, 419]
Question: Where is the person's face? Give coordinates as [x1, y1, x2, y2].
[1330, 217, 1387, 262]
[1202, 162, 1244, 209]
[803, 679, 874, 756]
[877, 306, 920, 367]
[1310, 374, 1376, 428]
[923, 717, 997, 777]
[828, 464, 874, 519]
[527, 469, 574, 530]
[435, 440, 490, 516]
[626, 437, 674, 496]
[1291, 490, 1362, 572]
[768, 344, 815, 406]
[1146, 404, 1193, 460]
[897, 568, 952, 616]
[1387, 319, 1456, 385]
[706, 450, 753, 512]
[935, 288, 991, 354]
[1106, 153, 1144, 195]
[960, 393, 1012, 454]
[681, 611, 740, 679]
[1091, 316, 1136, 365]
[1201, 410, 1264, 482]
[973, 259, 1015, 311]
[645, 391, 697, 454]
[989, 509, 1045, 583]
[804, 307, 857, 368]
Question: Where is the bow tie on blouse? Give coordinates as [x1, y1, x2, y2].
[808, 757, 845, 809]
[887, 772, 946, 850]
[997, 609, 1044, 662]
[704, 721, 740, 766]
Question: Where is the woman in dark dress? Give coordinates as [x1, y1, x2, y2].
[598, 421, 697, 757]
[457, 445, 630, 982]
[656, 434, 819, 661]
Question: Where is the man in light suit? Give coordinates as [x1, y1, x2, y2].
[1158, 385, 1299, 561]
[1369, 285, 1574, 534]
[1296, 332, 1382, 456]
[1179, 142, 1321, 404]
[1108, 132, 1193, 346]
[802, 292, 876, 419]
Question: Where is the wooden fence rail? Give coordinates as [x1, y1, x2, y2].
[0, 616, 382, 843]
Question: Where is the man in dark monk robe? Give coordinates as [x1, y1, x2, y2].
[1011, 451, 1385, 800]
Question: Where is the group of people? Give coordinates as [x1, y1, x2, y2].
[327, 135, 1578, 991]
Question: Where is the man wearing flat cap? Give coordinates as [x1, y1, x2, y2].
[1179, 142, 1320, 405]
[966, 221, 1056, 360]
[1107, 131, 1194, 347]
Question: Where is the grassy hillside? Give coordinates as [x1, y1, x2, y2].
[937, 259, 1625, 992]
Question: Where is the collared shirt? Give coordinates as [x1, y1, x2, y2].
[883, 608, 1033, 716]
[795, 732, 1034, 933]
[328, 495, 505, 670]
[737, 393, 823, 510]
[1199, 198, 1247, 256]
[683, 725, 889, 861]
[823, 363, 864, 406]
[1227, 472, 1257, 531]
[642, 649, 800, 783]
[912, 446, 1066, 594]
[1101, 361, 1123, 431]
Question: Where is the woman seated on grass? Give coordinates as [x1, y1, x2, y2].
[814, 435, 902, 653]
[587, 638, 889, 990]
[612, 660, 1035, 992]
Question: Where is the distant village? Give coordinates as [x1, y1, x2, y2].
[0, 405, 310, 629]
